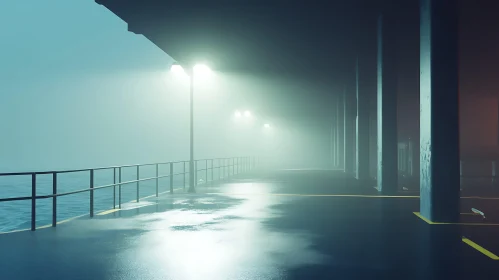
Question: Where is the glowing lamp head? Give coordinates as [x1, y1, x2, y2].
[234, 111, 242, 118]
[264, 123, 271, 128]
[244, 111, 251, 117]
[193, 64, 212, 76]
[170, 63, 184, 74]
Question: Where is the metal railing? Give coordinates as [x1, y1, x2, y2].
[0, 156, 255, 231]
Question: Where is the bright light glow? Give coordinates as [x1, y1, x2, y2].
[193, 64, 212, 77]
[264, 123, 271, 128]
[234, 111, 242, 118]
[244, 111, 251, 117]
[170, 63, 184, 74]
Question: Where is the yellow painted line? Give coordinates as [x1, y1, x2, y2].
[97, 209, 120, 216]
[462, 237, 499, 260]
[127, 188, 185, 202]
[0, 213, 89, 235]
[414, 212, 436, 224]
[462, 196, 499, 200]
[57, 213, 89, 225]
[207, 192, 420, 198]
[207, 192, 499, 200]
[413, 212, 499, 226]
[0, 228, 29, 235]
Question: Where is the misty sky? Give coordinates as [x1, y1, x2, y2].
[0, 0, 334, 172]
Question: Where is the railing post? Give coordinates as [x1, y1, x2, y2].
[52, 172, 57, 227]
[205, 159, 208, 185]
[136, 165, 140, 202]
[118, 167, 122, 209]
[183, 161, 186, 190]
[113, 168, 116, 209]
[31, 174, 36, 231]
[211, 159, 214, 183]
[156, 164, 159, 197]
[90, 169, 94, 218]
[170, 162, 174, 194]
[218, 159, 221, 181]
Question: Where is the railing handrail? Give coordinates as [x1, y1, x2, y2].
[0, 156, 257, 232]
[0, 157, 248, 176]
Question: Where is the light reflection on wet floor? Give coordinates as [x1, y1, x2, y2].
[2, 171, 499, 279]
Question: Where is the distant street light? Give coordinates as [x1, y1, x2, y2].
[264, 123, 271, 128]
[244, 110, 251, 117]
[234, 111, 242, 118]
[170, 62, 212, 193]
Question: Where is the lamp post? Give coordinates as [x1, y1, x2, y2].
[171, 62, 211, 193]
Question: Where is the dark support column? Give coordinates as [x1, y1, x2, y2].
[344, 86, 354, 173]
[331, 108, 337, 168]
[420, 0, 459, 222]
[336, 94, 344, 168]
[376, 13, 398, 194]
[356, 57, 370, 182]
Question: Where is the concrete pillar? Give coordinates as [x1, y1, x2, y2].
[336, 94, 344, 169]
[344, 86, 354, 173]
[331, 109, 337, 169]
[355, 57, 370, 182]
[419, 0, 459, 222]
[376, 13, 398, 194]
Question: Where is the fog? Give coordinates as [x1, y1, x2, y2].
[0, 0, 334, 172]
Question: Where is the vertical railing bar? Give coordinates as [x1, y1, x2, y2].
[170, 162, 174, 194]
[113, 168, 116, 209]
[156, 163, 159, 197]
[183, 161, 186, 190]
[90, 169, 94, 217]
[52, 172, 57, 227]
[118, 167, 122, 209]
[136, 165, 140, 202]
[211, 159, 214, 184]
[31, 173, 36, 231]
[205, 159, 208, 186]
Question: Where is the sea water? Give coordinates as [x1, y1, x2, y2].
[0, 164, 218, 232]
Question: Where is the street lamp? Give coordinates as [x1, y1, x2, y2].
[170, 62, 212, 193]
